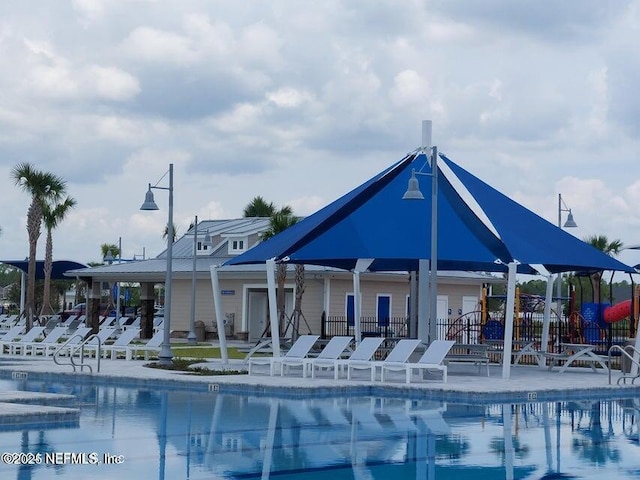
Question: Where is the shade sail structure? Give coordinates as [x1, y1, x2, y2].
[226, 151, 635, 275]
[0, 260, 89, 280]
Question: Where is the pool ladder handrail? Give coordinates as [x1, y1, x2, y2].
[53, 333, 102, 373]
[608, 344, 640, 385]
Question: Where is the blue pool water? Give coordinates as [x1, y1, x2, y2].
[1, 377, 640, 479]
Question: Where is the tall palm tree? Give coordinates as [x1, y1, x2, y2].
[584, 234, 623, 303]
[244, 198, 300, 336]
[40, 196, 76, 315]
[262, 211, 300, 336]
[12, 163, 66, 330]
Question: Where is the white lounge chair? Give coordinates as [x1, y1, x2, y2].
[380, 340, 455, 383]
[6, 327, 45, 355]
[127, 330, 165, 360]
[277, 335, 353, 377]
[248, 335, 320, 376]
[52, 327, 92, 357]
[82, 328, 118, 357]
[347, 339, 422, 381]
[297, 336, 354, 378]
[24, 326, 69, 356]
[330, 337, 385, 379]
[102, 328, 141, 360]
[0, 325, 26, 352]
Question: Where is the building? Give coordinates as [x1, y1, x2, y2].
[67, 218, 499, 340]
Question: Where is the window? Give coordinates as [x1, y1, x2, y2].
[346, 294, 355, 326]
[196, 241, 209, 252]
[228, 237, 248, 254]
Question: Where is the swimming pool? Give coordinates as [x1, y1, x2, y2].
[1, 377, 640, 479]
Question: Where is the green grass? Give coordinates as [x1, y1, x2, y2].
[169, 345, 246, 360]
[145, 358, 247, 376]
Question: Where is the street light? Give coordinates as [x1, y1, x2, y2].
[403, 120, 439, 345]
[140, 164, 174, 366]
[187, 215, 198, 345]
[557, 193, 578, 316]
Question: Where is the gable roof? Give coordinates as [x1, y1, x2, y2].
[226, 151, 634, 275]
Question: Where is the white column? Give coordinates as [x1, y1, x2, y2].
[266, 259, 280, 357]
[209, 265, 228, 363]
[501, 261, 518, 379]
[540, 274, 555, 365]
[353, 271, 362, 344]
[418, 259, 430, 343]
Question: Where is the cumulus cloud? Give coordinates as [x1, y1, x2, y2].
[1, 0, 640, 263]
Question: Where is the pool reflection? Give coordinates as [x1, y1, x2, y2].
[2, 380, 640, 480]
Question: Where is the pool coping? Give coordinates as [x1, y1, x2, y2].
[2, 359, 640, 404]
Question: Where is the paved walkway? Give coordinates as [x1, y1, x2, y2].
[0, 351, 637, 399]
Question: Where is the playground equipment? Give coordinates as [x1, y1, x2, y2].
[604, 299, 633, 324]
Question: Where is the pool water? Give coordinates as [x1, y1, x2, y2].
[1, 379, 640, 479]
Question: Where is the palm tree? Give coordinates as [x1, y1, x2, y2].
[40, 196, 76, 315]
[584, 235, 623, 303]
[162, 222, 178, 243]
[244, 198, 300, 336]
[243, 196, 291, 217]
[263, 211, 300, 336]
[12, 163, 66, 330]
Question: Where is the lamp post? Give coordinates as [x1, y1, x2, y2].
[103, 237, 122, 331]
[403, 120, 438, 344]
[187, 215, 198, 345]
[140, 164, 174, 366]
[556, 193, 578, 316]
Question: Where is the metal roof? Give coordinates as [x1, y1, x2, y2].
[63, 218, 499, 283]
[161, 218, 271, 258]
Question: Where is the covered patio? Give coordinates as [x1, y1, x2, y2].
[219, 136, 636, 379]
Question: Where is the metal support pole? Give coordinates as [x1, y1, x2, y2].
[429, 146, 439, 344]
[188, 215, 198, 344]
[158, 164, 174, 365]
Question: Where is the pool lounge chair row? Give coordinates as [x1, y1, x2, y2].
[247, 335, 455, 383]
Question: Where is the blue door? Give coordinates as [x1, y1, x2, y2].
[377, 295, 390, 327]
[346, 295, 355, 326]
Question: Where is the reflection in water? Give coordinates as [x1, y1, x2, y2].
[0, 379, 640, 479]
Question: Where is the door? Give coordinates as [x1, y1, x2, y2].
[436, 296, 448, 341]
[462, 296, 480, 343]
[248, 290, 268, 341]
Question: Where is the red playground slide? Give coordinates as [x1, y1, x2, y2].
[603, 299, 632, 323]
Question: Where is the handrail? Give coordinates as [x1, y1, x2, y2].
[52, 333, 102, 373]
[608, 344, 640, 385]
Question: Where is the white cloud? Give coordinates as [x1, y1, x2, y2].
[122, 26, 197, 65]
[88, 66, 140, 100]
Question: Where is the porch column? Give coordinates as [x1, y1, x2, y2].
[87, 279, 101, 334]
[139, 282, 155, 339]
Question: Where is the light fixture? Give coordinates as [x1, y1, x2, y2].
[103, 250, 115, 264]
[556, 193, 578, 316]
[140, 185, 159, 211]
[402, 169, 425, 200]
[140, 165, 174, 366]
[563, 210, 577, 228]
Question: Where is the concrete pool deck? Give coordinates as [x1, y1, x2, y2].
[1, 347, 638, 403]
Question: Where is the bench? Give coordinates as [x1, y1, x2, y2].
[445, 343, 490, 376]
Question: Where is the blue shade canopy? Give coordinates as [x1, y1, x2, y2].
[226, 151, 635, 275]
[0, 260, 88, 279]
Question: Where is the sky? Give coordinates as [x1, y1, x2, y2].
[0, 0, 639, 270]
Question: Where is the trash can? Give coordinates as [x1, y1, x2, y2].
[195, 320, 206, 342]
[621, 341, 636, 374]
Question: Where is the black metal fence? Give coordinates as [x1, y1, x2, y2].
[321, 315, 409, 339]
[321, 311, 633, 357]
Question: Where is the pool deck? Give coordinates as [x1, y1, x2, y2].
[1, 347, 639, 404]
